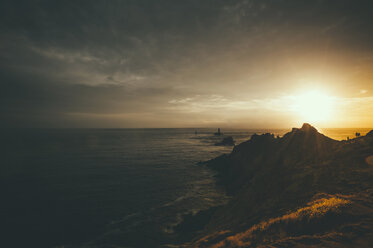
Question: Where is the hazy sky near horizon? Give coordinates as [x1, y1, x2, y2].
[1, 0, 373, 128]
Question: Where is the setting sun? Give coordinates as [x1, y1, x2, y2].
[292, 90, 334, 124]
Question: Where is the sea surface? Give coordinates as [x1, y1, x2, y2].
[0, 127, 371, 247]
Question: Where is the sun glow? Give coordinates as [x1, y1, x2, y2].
[292, 90, 335, 124]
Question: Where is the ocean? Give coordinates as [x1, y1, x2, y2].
[0, 127, 371, 247]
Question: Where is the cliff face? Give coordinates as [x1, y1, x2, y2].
[187, 124, 373, 247]
[206, 123, 340, 193]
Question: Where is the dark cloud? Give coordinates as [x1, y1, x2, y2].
[1, 0, 373, 127]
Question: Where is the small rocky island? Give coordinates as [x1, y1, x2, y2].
[214, 128, 222, 136]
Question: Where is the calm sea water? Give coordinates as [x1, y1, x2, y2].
[0, 127, 371, 247]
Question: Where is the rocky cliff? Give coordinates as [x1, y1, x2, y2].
[184, 124, 373, 247]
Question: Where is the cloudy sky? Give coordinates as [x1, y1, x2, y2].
[1, 0, 373, 128]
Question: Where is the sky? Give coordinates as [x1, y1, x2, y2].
[1, 0, 373, 128]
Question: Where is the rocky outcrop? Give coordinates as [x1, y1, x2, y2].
[185, 124, 373, 247]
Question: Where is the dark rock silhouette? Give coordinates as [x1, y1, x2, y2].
[215, 136, 235, 146]
[214, 128, 222, 136]
[367, 130, 373, 137]
[184, 124, 373, 247]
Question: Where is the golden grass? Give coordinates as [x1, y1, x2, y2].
[195, 196, 350, 248]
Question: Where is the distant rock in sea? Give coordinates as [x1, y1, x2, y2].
[215, 136, 235, 146]
[214, 128, 222, 136]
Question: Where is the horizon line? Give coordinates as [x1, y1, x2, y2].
[2, 126, 373, 130]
